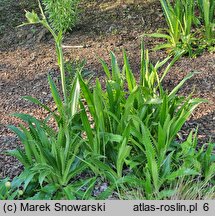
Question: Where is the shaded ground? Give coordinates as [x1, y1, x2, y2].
[0, 0, 214, 179]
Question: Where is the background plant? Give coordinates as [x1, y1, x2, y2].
[197, 0, 215, 50]
[145, 0, 215, 56]
[145, 0, 196, 55]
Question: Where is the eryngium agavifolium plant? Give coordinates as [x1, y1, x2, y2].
[8, 1, 98, 199]
[78, 44, 214, 199]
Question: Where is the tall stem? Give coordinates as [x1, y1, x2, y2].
[57, 42, 67, 103]
[39, 0, 67, 103]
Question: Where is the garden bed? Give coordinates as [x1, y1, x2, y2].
[0, 0, 214, 184]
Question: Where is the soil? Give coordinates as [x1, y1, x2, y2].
[0, 0, 214, 179]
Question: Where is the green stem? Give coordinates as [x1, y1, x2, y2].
[57, 42, 67, 103]
[41, 22, 67, 103]
[38, 0, 67, 103]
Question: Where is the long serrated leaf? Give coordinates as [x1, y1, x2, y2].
[168, 72, 195, 99]
[48, 75, 64, 115]
[69, 75, 80, 117]
[166, 168, 199, 180]
[123, 50, 136, 92]
[23, 96, 52, 113]
[110, 52, 121, 85]
[78, 73, 95, 116]
[144, 32, 172, 39]
[100, 58, 111, 79]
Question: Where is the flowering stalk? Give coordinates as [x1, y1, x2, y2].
[22, 0, 67, 103]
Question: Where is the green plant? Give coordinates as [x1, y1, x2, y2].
[145, 0, 196, 55]
[169, 178, 215, 199]
[64, 59, 94, 92]
[146, 0, 215, 55]
[1, 172, 99, 200]
[130, 129, 214, 199]
[42, 0, 80, 32]
[8, 114, 87, 186]
[0, 178, 23, 200]
[197, 0, 215, 50]
[114, 131, 215, 200]
[79, 45, 181, 159]
[120, 177, 215, 200]
[78, 43, 213, 199]
[8, 1, 97, 199]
